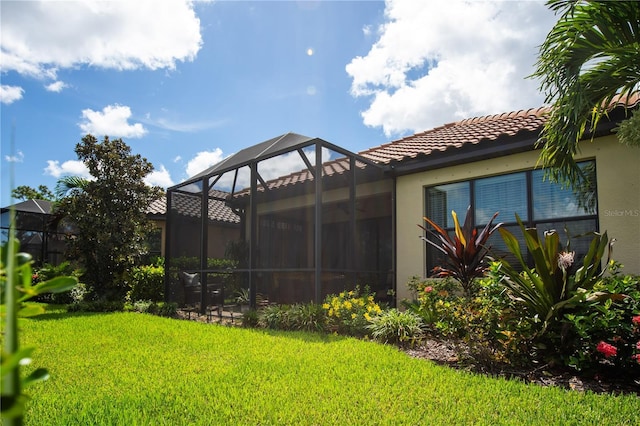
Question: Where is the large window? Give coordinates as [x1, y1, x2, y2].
[424, 161, 597, 274]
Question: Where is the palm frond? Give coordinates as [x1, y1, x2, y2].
[532, 0, 640, 188]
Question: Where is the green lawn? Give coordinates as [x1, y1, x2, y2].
[16, 309, 640, 425]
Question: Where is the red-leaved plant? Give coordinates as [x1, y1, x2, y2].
[419, 206, 502, 296]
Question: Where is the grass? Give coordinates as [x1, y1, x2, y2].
[14, 308, 640, 425]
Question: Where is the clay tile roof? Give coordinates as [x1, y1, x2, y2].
[147, 198, 166, 216]
[359, 92, 639, 166]
[147, 190, 240, 224]
[231, 156, 371, 197]
[359, 106, 549, 164]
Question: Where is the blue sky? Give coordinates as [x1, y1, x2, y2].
[1, 0, 557, 205]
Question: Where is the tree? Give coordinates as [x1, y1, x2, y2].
[56, 135, 162, 300]
[532, 0, 640, 188]
[10, 185, 55, 201]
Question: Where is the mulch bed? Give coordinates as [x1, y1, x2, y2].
[404, 339, 639, 396]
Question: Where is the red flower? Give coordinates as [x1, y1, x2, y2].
[636, 341, 640, 351]
[633, 354, 640, 365]
[424, 286, 434, 293]
[596, 341, 617, 358]
[632, 316, 640, 326]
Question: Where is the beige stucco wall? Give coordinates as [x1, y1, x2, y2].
[395, 135, 640, 303]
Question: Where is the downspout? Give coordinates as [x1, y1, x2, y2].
[390, 166, 398, 308]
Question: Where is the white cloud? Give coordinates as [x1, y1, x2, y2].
[152, 117, 228, 133]
[0, 85, 24, 104]
[44, 160, 91, 179]
[173, 156, 182, 163]
[5, 151, 24, 163]
[186, 149, 226, 178]
[0, 0, 202, 81]
[45, 81, 68, 93]
[346, 0, 557, 136]
[144, 165, 174, 188]
[79, 104, 147, 138]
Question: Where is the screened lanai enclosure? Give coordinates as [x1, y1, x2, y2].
[165, 133, 394, 312]
[0, 199, 68, 266]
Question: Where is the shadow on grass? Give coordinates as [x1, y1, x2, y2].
[257, 327, 347, 345]
[28, 305, 118, 321]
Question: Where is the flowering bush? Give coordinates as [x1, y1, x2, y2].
[402, 268, 534, 366]
[402, 276, 458, 327]
[596, 341, 618, 358]
[559, 273, 640, 374]
[323, 287, 382, 337]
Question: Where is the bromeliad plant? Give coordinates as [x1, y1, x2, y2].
[419, 206, 502, 296]
[496, 214, 614, 331]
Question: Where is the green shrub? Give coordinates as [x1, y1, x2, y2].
[242, 309, 259, 328]
[367, 309, 424, 347]
[258, 304, 293, 330]
[287, 303, 327, 333]
[126, 263, 164, 302]
[123, 300, 177, 317]
[322, 287, 382, 337]
[67, 300, 124, 313]
[32, 261, 84, 304]
[156, 302, 178, 318]
[256, 304, 327, 332]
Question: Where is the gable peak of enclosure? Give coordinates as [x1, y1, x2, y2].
[165, 132, 394, 314]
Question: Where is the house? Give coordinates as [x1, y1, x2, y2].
[360, 100, 639, 303]
[165, 97, 639, 309]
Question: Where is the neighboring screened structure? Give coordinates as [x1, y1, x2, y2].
[0, 199, 68, 266]
[165, 133, 394, 312]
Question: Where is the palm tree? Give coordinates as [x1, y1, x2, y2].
[532, 0, 640, 188]
[54, 176, 90, 199]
